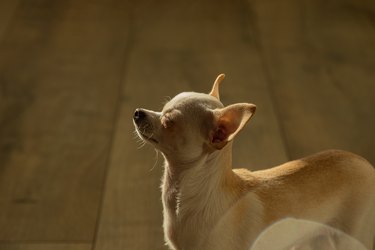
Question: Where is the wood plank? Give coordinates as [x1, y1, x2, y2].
[0, 0, 19, 40]
[250, 0, 375, 163]
[94, 0, 289, 249]
[0, 0, 130, 241]
[0, 243, 90, 250]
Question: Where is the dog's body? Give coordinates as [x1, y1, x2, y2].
[133, 74, 375, 250]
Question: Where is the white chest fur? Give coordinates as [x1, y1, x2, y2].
[161, 157, 264, 250]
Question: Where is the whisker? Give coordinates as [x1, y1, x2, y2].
[163, 96, 172, 105]
[137, 140, 147, 149]
[149, 149, 160, 172]
[133, 129, 147, 149]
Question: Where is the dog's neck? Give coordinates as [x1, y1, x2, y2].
[163, 142, 234, 187]
[162, 142, 241, 217]
[161, 142, 245, 248]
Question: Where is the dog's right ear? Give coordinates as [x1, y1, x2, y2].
[209, 74, 225, 100]
[209, 103, 256, 150]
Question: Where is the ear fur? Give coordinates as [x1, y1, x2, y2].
[209, 74, 225, 100]
[210, 103, 256, 150]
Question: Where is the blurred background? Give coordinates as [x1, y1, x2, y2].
[0, 0, 374, 249]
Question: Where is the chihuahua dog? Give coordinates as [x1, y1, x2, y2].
[133, 74, 375, 250]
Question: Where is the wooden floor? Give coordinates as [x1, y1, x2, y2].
[0, 0, 374, 249]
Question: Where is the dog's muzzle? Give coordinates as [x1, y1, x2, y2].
[133, 108, 158, 144]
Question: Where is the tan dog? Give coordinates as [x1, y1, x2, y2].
[133, 74, 375, 250]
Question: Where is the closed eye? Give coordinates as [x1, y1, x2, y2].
[161, 109, 182, 129]
[161, 114, 174, 128]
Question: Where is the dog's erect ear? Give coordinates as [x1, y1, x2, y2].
[210, 103, 256, 150]
[209, 74, 225, 100]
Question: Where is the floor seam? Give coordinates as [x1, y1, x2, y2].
[243, 0, 292, 161]
[90, 9, 136, 250]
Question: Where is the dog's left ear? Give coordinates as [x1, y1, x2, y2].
[209, 74, 225, 100]
[210, 103, 256, 150]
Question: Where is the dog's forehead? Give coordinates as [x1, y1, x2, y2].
[162, 92, 223, 112]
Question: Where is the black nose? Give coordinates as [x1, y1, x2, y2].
[134, 108, 146, 123]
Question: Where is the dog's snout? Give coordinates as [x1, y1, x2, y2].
[134, 108, 146, 123]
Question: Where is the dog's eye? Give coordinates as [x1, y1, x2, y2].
[161, 114, 174, 129]
[161, 110, 182, 129]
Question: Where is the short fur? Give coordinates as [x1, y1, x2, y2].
[133, 74, 375, 250]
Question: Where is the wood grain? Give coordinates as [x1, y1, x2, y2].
[0, 243, 90, 250]
[249, 0, 375, 162]
[0, 0, 130, 241]
[0, 0, 19, 40]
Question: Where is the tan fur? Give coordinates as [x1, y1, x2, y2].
[133, 75, 375, 250]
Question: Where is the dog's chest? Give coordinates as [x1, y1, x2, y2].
[164, 203, 216, 250]
[162, 176, 221, 249]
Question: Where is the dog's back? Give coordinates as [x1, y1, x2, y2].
[237, 150, 375, 249]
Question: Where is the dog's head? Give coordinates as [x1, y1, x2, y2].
[133, 74, 256, 164]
